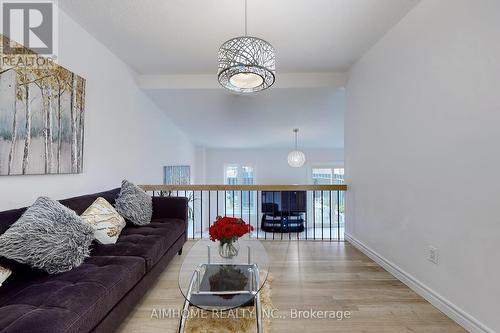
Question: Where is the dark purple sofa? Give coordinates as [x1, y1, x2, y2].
[0, 188, 188, 333]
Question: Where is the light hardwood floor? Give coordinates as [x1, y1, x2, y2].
[116, 241, 466, 333]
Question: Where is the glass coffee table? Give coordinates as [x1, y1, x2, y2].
[178, 238, 269, 333]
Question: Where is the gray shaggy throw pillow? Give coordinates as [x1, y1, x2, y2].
[0, 197, 94, 274]
[115, 180, 152, 226]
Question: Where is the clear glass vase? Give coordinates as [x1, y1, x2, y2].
[219, 238, 240, 259]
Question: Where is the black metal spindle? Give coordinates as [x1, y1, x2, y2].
[296, 190, 299, 240]
[304, 192, 309, 240]
[248, 190, 251, 234]
[272, 191, 275, 240]
[256, 191, 260, 239]
[281, 192, 285, 241]
[329, 191, 332, 241]
[321, 190, 324, 240]
[208, 190, 211, 227]
[313, 190, 316, 240]
[232, 190, 235, 217]
[282, 191, 287, 240]
[200, 191, 203, 238]
[288, 191, 291, 240]
[337, 191, 341, 241]
[192, 191, 195, 239]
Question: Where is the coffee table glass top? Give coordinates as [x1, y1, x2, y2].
[178, 238, 269, 311]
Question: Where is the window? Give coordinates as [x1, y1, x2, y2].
[333, 168, 345, 184]
[224, 164, 255, 216]
[311, 166, 345, 239]
[312, 167, 344, 185]
[312, 168, 333, 185]
[224, 164, 254, 185]
[241, 166, 254, 185]
[225, 165, 239, 185]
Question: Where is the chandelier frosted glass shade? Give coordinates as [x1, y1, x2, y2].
[218, 36, 276, 93]
[287, 150, 306, 168]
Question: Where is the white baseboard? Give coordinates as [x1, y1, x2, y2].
[344, 233, 493, 333]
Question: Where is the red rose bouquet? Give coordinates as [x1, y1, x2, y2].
[209, 216, 253, 243]
[210, 216, 253, 258]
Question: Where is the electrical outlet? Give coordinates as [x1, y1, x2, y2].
[428, 246, 438, 264]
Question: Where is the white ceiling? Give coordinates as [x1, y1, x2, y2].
[60, 0, 419, 74]
[145, 88, 345, 149]
[60, 0, 419, 149]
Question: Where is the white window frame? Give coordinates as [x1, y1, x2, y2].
[223, 164, 257, 217]
[309, 163, 344, 184]
[223, 164, 256, 185]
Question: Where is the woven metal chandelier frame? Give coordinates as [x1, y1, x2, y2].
[218, 36, 275, 93]
[217, 0, 276, 93]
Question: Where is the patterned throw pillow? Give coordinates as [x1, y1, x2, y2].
[0, 197, 94, 274]
[115, 180, 152, 226]
[81, 197, 126, 244]
[0, 265, 11, 287]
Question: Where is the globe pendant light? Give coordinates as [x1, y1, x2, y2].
[218, 0, 275, 93]
[288, 129, 306, 168]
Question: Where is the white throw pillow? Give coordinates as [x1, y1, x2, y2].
[81, 197, 126, 244]
[0, 265, 12, 287]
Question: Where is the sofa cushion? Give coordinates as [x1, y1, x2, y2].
[115, 180, 152, 226]
[81, 197, 126, 245]
[0, 197, 94, 274]
[90, 218, 185, 271]
[0, 265, 11, 287]
[0, 189, 121, 236]
[0, 255, 145, 333]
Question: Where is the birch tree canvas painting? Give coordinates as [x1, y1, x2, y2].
[0, 35, 85, 175]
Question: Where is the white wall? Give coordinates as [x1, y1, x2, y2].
[345, 1, 500, 332]
[0, 10, 196, 210]
[199, 147, 344, 184]
[144, 88, 346, 150]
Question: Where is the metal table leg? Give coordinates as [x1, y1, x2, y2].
[254, 267, 263, 333]
[179, 264, 264, 333]
[178, 271, 198, 333]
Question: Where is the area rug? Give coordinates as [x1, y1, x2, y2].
[184, 274, 274, 333]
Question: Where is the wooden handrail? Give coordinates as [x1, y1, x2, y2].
[140, 184, 347, 191]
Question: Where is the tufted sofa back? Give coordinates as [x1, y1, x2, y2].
[0, 188, 121, 235]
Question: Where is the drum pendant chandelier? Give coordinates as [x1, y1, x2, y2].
[218, 0, 276, 93]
